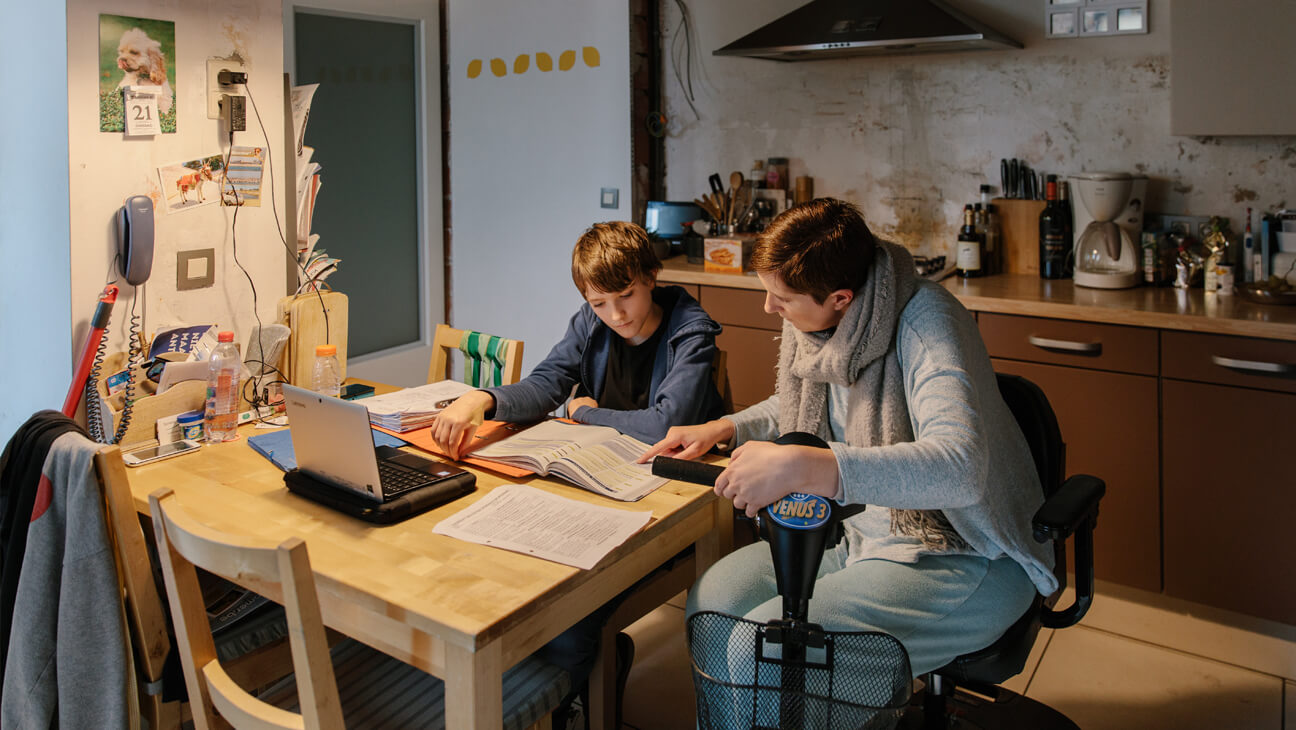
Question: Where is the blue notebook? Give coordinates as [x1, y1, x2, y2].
[248, 427, 408, 472]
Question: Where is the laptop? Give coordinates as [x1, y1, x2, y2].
[280, 383, 475, 524]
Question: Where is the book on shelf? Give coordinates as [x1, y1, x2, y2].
[470, 419, 666, 502]
[361, 379, 476, 432]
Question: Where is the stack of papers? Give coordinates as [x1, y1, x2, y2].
[361, 380, 475, 432]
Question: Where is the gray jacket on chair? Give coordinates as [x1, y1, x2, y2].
[485, 285, 723, 444]
[2, 432, 130, 729]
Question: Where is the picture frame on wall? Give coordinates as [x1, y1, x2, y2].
[99, 14, 177, 133]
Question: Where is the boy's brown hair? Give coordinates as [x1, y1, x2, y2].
[571, 221, 662, 294]
[750, 198, 877, 303]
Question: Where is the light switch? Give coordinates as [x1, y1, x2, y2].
[600, 187, 619, 209]
[177, 248, 216, 290]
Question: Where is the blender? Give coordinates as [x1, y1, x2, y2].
[1070, 172, 1147, 289]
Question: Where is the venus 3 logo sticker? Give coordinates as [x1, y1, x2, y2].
[767, 493, 832, 530]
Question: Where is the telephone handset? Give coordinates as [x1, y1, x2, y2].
[117, 195, 154, 286]
[79, 196, 156, 443]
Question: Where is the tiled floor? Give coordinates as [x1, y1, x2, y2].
[619, 583, 1296, 729]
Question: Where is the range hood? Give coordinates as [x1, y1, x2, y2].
[714, 0, 1021, 61]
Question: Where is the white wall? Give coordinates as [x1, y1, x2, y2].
[447, 0, 632, 375]
[0, 0, 288, 444]
[0, 3, 72, 440]
[662, 0, 1295, 256]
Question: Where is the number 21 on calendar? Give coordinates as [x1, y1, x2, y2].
[123, 88, 160, 136]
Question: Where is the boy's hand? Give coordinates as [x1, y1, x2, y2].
[715, 442, 840, 518]
[569, 396, 598, 418]
[430, 390, 494, 460]
[638, 419, 736, 463]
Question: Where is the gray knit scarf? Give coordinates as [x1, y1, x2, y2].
[776, 240, 969, 551]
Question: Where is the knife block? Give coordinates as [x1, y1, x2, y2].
[995, 198, 1046, 275]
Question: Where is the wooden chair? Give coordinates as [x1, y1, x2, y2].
[428, 323, 524, 387]
[149, 487, 569, 730]
[95, 445, 183, 730]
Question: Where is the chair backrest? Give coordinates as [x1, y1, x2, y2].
[995, 373, 1065, 501]
[95, 446, 181, 730]
[427, 323, 524, 388]
[710, 349, 734, 415]
[149, 487, 344, 730]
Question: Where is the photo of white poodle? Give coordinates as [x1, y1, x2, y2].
[99, 14, 176, 133]
[114, 27, 173, 113]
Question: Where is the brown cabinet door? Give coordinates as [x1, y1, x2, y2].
[700, 286, 783, 331]
[716, 326, 780, 409]
[1162, 379, 1296, 625]
[991, 359, 1162, 592]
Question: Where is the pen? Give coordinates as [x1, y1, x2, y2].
[435, 397, 459, 409]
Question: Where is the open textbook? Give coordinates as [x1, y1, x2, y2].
[471, 420, 665, 502]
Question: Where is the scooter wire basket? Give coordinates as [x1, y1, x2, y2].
[688, 610, 911, 730]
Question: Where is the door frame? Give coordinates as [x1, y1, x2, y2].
[284, 1, 444, 386]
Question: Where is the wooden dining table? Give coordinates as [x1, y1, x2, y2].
[122, 384, 731, 728]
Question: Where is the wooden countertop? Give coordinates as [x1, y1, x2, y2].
[657, 257, 1296, 341]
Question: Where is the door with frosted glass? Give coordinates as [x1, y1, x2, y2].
[288, 3, 442, 386]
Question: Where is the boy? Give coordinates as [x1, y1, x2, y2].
[431, 220, 723, 457]
[431, 221, 723, 719]
[641, 198, 1055, 684]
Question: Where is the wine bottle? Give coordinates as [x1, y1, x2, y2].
[956, 205, 984, 278]
[1039, 176, 1070, 280]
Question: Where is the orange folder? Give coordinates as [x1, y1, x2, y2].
[373, 420, 536, 478]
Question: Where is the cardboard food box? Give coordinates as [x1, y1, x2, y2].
[704, 234, 756, 274]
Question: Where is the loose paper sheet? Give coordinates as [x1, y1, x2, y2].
[432, 485, 652, 569]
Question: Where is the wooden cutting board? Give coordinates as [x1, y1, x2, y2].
[995, 198, 1046, 275]
[279, 291, 349, 387]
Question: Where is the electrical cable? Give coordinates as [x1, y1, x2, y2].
[240, 80, 330, 344]
[670, 0, 700, 121]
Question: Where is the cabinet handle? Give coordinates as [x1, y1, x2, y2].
[1027, 335, 1102, 354]
[1210, 355, 1296, 375]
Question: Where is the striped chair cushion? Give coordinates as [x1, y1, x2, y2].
[458, 331, 514, 388]
[258, 639, 570, 729]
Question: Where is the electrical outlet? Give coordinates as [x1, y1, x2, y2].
[207, 57, 247, 119]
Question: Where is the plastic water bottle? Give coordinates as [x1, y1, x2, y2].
[205, 331, 241, 442]
[311, 344, 342, 397]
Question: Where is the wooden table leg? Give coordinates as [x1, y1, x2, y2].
[445, 641, 503, 729]
[695, 497, 732, 575]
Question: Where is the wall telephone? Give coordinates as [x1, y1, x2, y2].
[75, 196, 155, 444]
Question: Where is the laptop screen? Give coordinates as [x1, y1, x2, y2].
[282, 384, 384, 501]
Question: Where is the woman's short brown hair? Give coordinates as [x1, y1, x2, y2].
[750, 198, 876, 303]
[571, 221, 662, 294]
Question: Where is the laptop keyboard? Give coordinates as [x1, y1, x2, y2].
[377, 460, 433, 498]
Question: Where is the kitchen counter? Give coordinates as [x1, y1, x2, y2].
[657, 258, 1296, 342]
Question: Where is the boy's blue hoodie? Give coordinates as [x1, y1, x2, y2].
[484, 285, 723, 444]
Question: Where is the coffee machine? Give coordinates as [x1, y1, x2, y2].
[1070, 172, 1147, 289]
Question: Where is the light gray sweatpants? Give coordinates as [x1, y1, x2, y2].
[686, 540, 1037, 678]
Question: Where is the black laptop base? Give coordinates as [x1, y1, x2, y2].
[284, 457, 475, 524]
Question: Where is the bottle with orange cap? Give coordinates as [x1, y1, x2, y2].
[311, 344, 342, 398]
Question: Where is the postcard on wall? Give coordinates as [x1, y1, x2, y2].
[157, 154, 224, 214]
[99, 14, 176, 134]
[221, 146, 267, 207]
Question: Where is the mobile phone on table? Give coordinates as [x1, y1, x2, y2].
[122, 439, 202, 467]
[341, 383, 374, 400]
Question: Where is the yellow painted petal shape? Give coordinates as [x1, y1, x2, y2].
[559, 49, 576, 71]
[536, 52, 553, 71]
[582, 46, 601, 67]
[514, 54, 530, 74]
[490, 58, 507, 77]
[467, 59, 482, 79]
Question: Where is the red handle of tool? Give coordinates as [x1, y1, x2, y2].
[62, 285, 119, 417]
